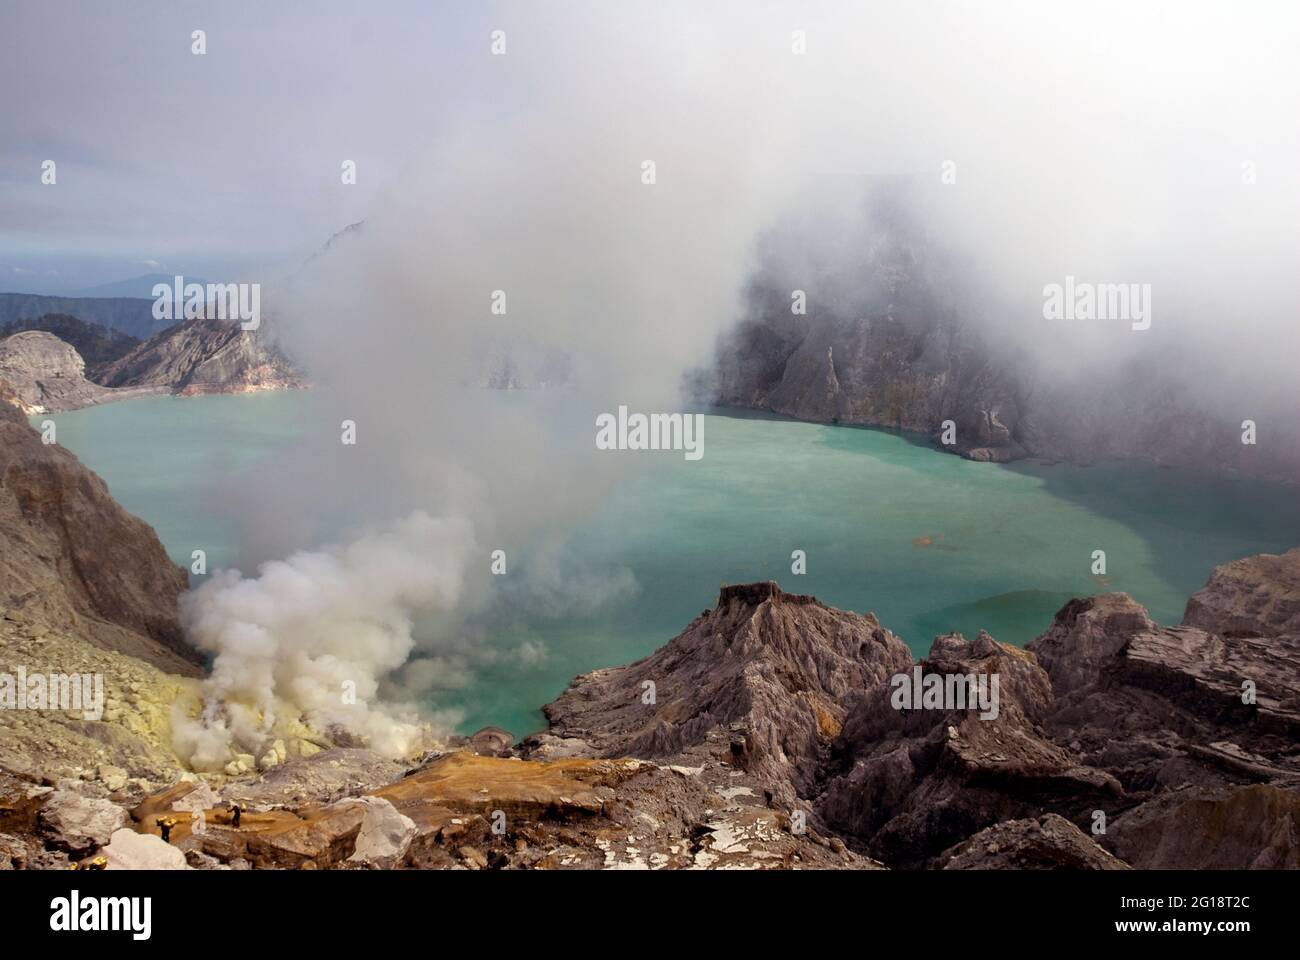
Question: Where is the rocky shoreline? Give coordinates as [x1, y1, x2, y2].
[3, 554, 1297, 870]
[0, 317, 302, 416]
[1, 398, 1297, 870]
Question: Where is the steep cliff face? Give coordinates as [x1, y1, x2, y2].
[711, 286, 1300, 475]
[0, 317, 303, 413]
[0, 399, 200, 674]
[703, 206, 1299, 479]
[93, 317, 302, 396]
[711, 279, 1028, 462]
[0, 331, 116, 414]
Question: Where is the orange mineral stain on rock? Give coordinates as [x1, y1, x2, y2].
[371, 752, 645, 822]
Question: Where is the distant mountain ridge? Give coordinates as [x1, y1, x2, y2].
[0, 313, 139, 368]
[0, 292, 166, 340]
[72, 273, 211, 300]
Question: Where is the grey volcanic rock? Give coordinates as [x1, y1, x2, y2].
[701, 200, 1300, 480]
[710, 275, 1028, 466]
[446, 726, 515, 757]
[1119, 626, 1300, 737]
[1029, 592, 1300, 781]
[700, 201, 1037, 464]
[0, 331, 115, 414]
[1105, 784, 1300, 869]
[1028, 593, 1157, 696]
[4, 543, 1300, 869]
[1183, 548, 1300, 637]
[0, 316, 301, 414]
[936, 814, 1129, 870]
[101, 827, 188, 870]
[1027, 571, 1300, 869]
[223, 748, 406, 807]
[709, 286, 1298, 476]
[0, 399, 200, 673]
[37, 790, 131, 855]
[341, 796, 417, 868]
[541, 580, 912, 811]
[534, 556, 1300, 869]
[822, 630, 1119, 867]
[0, 314, 138, 369]
[94, 317, 302, 397]
[0, 831, 69, 870]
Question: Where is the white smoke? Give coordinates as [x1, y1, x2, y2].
[175, 513, 475, 769]
[174, 4, 809, 765]
[166, 0, 1300, 767]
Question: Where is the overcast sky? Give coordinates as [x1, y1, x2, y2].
[2, 0, 1297, 313]
[0, 0, 512, 292]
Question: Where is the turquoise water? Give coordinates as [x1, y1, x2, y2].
[38, 394, 1300, 738]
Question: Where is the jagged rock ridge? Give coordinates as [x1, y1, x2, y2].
[94, 316, 302, 397]
[4, 540, 1300, 870]
[0, 316, 302, 414]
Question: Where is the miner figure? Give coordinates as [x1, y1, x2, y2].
[231, 802, 242, 829]
[157, 815, 176, 843]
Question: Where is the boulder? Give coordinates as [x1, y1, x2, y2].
[1028, 594, 1156, 696]
[102, 828, 188, 870]
[1183, 548, 1300, 636]
[170, 781, 219, 814]
[344, 797, 417, 868]
[233, 802, 368, 870]
[37, 790, 130, 855]
[96, 764, 129, 792]
[936, 814, 1130, 870]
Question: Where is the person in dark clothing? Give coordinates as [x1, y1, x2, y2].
[230, 803, 241, 829]
[157, 816, 175, 843]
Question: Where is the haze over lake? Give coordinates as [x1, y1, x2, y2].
[42, 392, 1300, 737]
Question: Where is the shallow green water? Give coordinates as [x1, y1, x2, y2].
[39, 394, 1300, 738]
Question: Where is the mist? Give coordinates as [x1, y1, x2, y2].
[156, 0, 1299, 766]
